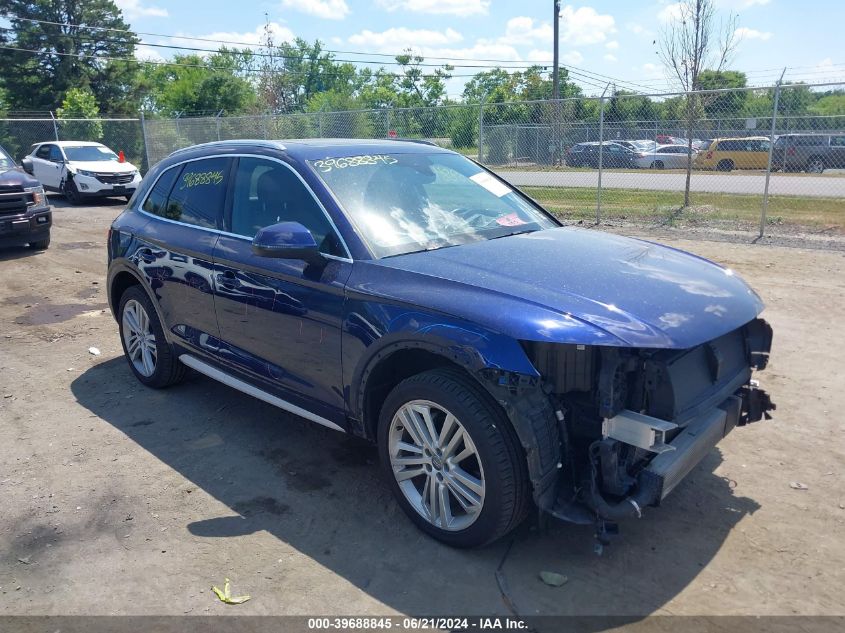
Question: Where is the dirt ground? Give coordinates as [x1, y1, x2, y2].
[1, 198, 843, 618]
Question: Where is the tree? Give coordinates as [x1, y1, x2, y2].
[56, 87, 103, 139]
[139, 49, 257, 115]
[0, 0, 140, 113]
[659, 0, 739, 206]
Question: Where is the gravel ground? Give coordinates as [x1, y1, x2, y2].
[0, 198, 843, 618]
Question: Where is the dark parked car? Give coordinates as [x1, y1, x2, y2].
[566, 142, 636, 168]
[107, 139, 774, 547]
[0, 144, 51, 250]
[772, 133, 845, 173]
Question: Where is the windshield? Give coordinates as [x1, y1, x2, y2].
[309, 152, 557, 258]
[63, 145, 119, 162]
[0, 147, 14, 170]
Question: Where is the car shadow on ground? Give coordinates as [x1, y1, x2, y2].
[0, 245, 44, 261]
[70, 358, 760, 621]
[47, 195, 127, 210]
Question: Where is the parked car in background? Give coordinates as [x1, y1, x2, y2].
[618, 139, 657, 152]
[772, 133, 845, 173]
[0, 143, 51, 250]
[566, 142, 637, 168]
[108, 138, 774, 547]
[693, 136, 771, 171]
[23, 141, 142, 204]
[633, 144, 697, 169]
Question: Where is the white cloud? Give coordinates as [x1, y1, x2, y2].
[281, 0, 350, 20]
[135, 44, 166, 61]
[735, 26, 772, 41]
[604, 53, 618, 63]
[640, 62, 664, 79]
[605, 40, 619, 50]
[348, 27, 463, 49]
[499, 17, 553, 46]
[376, 0, 490, 17]
[657, 2, 684, 23]
[561, 50, 584, 65]
[626, 22, 654, 38]
[114, 0, 168, 19]
[559, 5, 616, 45]
[188, 22, 295, 48]
[714, 0, 770, 9]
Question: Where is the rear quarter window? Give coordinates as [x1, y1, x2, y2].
[142, 166, 181, 217]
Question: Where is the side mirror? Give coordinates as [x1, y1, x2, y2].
[252, 221, 322, 263]
[21, 157, 34, 175]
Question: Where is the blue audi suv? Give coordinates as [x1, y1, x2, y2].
[107, 139, 774, 547]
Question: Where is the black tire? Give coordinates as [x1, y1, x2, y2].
[651, 160, 664, 169]
[378, 367, 530, 548]
[805, 157, 825, 174]
[716, 159, 734, 172]
[117, 285, 186, 388]
[28, 235, 50, 250]
[64, 179, 82, 205]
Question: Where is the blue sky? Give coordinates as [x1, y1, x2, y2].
[119, 0, 845, 97]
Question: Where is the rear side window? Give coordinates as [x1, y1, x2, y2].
[142, 166, 181, 216]
[162, 158, 231, 229]
[831, 136, 845, 147]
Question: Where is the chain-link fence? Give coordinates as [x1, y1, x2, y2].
[2, 82, 843, 238]
[0, 115, 146, 171]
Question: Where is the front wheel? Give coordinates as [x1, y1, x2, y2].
[378, 368, 529, 547]
[118, 286, 186, 388]
[64, 180, 82, 205]
[805, 157, 825, 173]
[28, 235, 50, 250]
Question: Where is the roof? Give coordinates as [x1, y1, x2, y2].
[32, 140, 106, 147]
[167, 138, 451, 161]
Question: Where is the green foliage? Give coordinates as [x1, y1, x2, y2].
[449, 107, 477, 148]
[0, 0, 140, 113]
[809, 93, 845, 116]
[139, 49, 256, 115]
[57, 87, 103, 139]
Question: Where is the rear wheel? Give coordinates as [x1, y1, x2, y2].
[378, 368, 529, 547]
[650, 160, 664, 169]
[716, 159, 734, 172]
[118, 286, 186, 388]
[805, 157, 825, 173]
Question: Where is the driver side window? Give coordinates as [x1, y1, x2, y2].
[229, 157, 343, 256]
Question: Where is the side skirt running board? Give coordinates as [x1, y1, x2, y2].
[179, 354, 345, 433]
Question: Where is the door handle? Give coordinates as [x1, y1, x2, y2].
[218, 270, 241, 290]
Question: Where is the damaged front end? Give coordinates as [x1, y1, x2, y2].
[517, 318, 774, 534]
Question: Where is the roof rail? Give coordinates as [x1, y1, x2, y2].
[168, 139, 286, 157]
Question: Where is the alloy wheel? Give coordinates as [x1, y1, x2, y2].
[121, 299, 157, 377]
[388, 400, 486, 531]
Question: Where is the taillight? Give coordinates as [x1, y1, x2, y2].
[706, 151, 713, 159]
[787, 147, 796, 156]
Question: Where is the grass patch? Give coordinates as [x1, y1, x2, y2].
[523, 186, 845, 230]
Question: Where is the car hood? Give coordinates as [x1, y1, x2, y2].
[358, 227, 764, 349]
[69, 160, 137, 173]
[0, 166, 40, 188]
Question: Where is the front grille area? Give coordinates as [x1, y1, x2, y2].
[0, 190, 31, 216]
[94, 173, 134, 185]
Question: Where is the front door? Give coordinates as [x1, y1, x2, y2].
[31, 144, 64, 189]
[212, 156, 352, 425]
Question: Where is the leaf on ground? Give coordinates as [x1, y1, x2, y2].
[539, 571, 568, 587]
[211, 578, 251, 605]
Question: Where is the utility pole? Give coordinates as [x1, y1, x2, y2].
[552, 0, 561, 100]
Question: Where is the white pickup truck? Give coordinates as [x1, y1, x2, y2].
[24, 141, 142, 204]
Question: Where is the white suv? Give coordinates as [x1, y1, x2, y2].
[26, 141, 142, 204]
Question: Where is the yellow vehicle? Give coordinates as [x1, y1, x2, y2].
[694, 136, 772, 171]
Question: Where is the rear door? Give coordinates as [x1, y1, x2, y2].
[828, 135, 845, 168]
[211, 156, 352, 425]
[136, 156, 232, 352]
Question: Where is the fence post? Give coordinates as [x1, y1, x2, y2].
[760, 68, 786, 238]
[386, 108, 392, 137]
[49, 111, 59, 141]
[174, 111, 181, 139]
[477, 102, 484, 162]
[139, 110, 151, 172]
[596, 84, 610, 225]
[215, 110, 223, 141]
